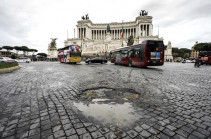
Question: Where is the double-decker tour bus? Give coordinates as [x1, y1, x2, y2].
[58, 45, 82, 63]
[199, 51, 211, 65]
[110, 40, 165, 67]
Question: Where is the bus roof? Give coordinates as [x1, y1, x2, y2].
[58, 45, 81, 51]
[110, 40, 163, 53]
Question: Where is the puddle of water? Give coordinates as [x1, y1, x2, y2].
[74, 101, 142, 127]
[124, 94, 139, 99]
[85, 91, 105, 99]
[92, 99, 110, 102]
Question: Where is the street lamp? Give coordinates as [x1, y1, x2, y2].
[81, 22, 83, 49]
[121, 20, 124, 47]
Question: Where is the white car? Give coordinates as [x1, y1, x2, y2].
[0, 57, 15, 63]
[15, 57, 31, 63]
[186, 60, 192, 63]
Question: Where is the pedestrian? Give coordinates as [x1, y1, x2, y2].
[195, 56, 201, 67]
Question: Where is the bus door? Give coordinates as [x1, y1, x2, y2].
[121, 50, 129, 65]
[140, 45, 146, 66]
[115, 51, 122, 64]
[64, 50, 69, 63]
[132, 48, 141, 66]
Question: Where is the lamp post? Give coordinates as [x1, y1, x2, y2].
[121, 20, 124, 47]
[81, 22, 83, 49]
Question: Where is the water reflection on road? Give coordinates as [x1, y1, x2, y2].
[74, 100, 142, 127]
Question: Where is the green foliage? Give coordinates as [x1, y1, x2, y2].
[11, 54, 17, 59]
[14, 46, 22, 55]
[172, 47, 191, 58]
[0, 47, 2, 50]
[29, 49, 38, 53]
[0, 62, 18, 69]
[194, 43, 211, 51]
[172, 48, 179, 53]
[127, 35, 134, 46]
[21, 46, 29, 51]
[14, 46, 22, 51]
[2, 46, 13, 51]
[37, 53, 47, 57]
[21, 46, 29, 56]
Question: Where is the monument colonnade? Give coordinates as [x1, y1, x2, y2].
[77, 23, 152, 40]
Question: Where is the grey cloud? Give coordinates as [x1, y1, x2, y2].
[143, 0, 211, 27]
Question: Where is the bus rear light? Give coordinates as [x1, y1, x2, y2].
[148, 60, 150, 63]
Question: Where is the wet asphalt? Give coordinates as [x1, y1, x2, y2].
[0, 61, 211, 139]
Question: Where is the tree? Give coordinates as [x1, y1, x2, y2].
[29, 49, 38, 55]
[14, 46, 22, 56]
[0, 47, 2, 50]
[172, 48, 179, 57]
[11, 54, 17, 59]
[127, 35, 134, 46]
[172, 47, 191, 58]
[194, 43, 211, 51]
[2, 46, 13, 52]
[21, 46, 29, 56]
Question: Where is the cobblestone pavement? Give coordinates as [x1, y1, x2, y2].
[0, 62, 211, 139]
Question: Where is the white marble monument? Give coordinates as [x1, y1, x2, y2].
[47, 38, 58, 61]
[64, 11, 163, 56]
[164, 41, 173, 62]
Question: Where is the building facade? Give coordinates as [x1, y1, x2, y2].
[65, 13, 163, 56]
[191, 41, 199, 58]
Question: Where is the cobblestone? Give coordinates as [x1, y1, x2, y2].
[0, 62, 211, 138]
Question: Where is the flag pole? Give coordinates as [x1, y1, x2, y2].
[81, 22, 83, 49]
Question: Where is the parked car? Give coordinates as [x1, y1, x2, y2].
[85, 57, 107, 64]
[0, 57, 15, 63]
[191, 60, 196, 63]
[186, 60, 192, 63]
[15, 57, 31, 63]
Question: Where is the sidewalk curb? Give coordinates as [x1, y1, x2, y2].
[0, 65, 21, 74]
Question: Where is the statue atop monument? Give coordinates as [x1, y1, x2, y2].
[81, 14, 89, 20]
[50, 38, 57, 48]
[140, 10, 148, 16]
[85, 14, 89, 19]
[107, 24, 111, 33]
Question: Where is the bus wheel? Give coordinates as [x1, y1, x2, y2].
[128, 61, 132, 67]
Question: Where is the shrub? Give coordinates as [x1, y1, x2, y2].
[0, 62, 19, 69]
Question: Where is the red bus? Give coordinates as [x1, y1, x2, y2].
[58, 45, 82, 63]
[199, 51, 211, 65]
[110, 40, 165, 67]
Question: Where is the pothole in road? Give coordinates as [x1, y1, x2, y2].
[79, 87, 141, 102]
[74, 87, 143, 128]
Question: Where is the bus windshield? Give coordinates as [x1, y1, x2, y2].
[70, 52, 81, 57]
[148, 41, 164, 51]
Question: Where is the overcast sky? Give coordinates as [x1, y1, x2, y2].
[0, 0, 211, 53]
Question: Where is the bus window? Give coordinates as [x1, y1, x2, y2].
[128, 50, 133, 58]
[134, 49, 140, 58]
[148, 41, 164, 51]
[122, 50, 128, 58]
